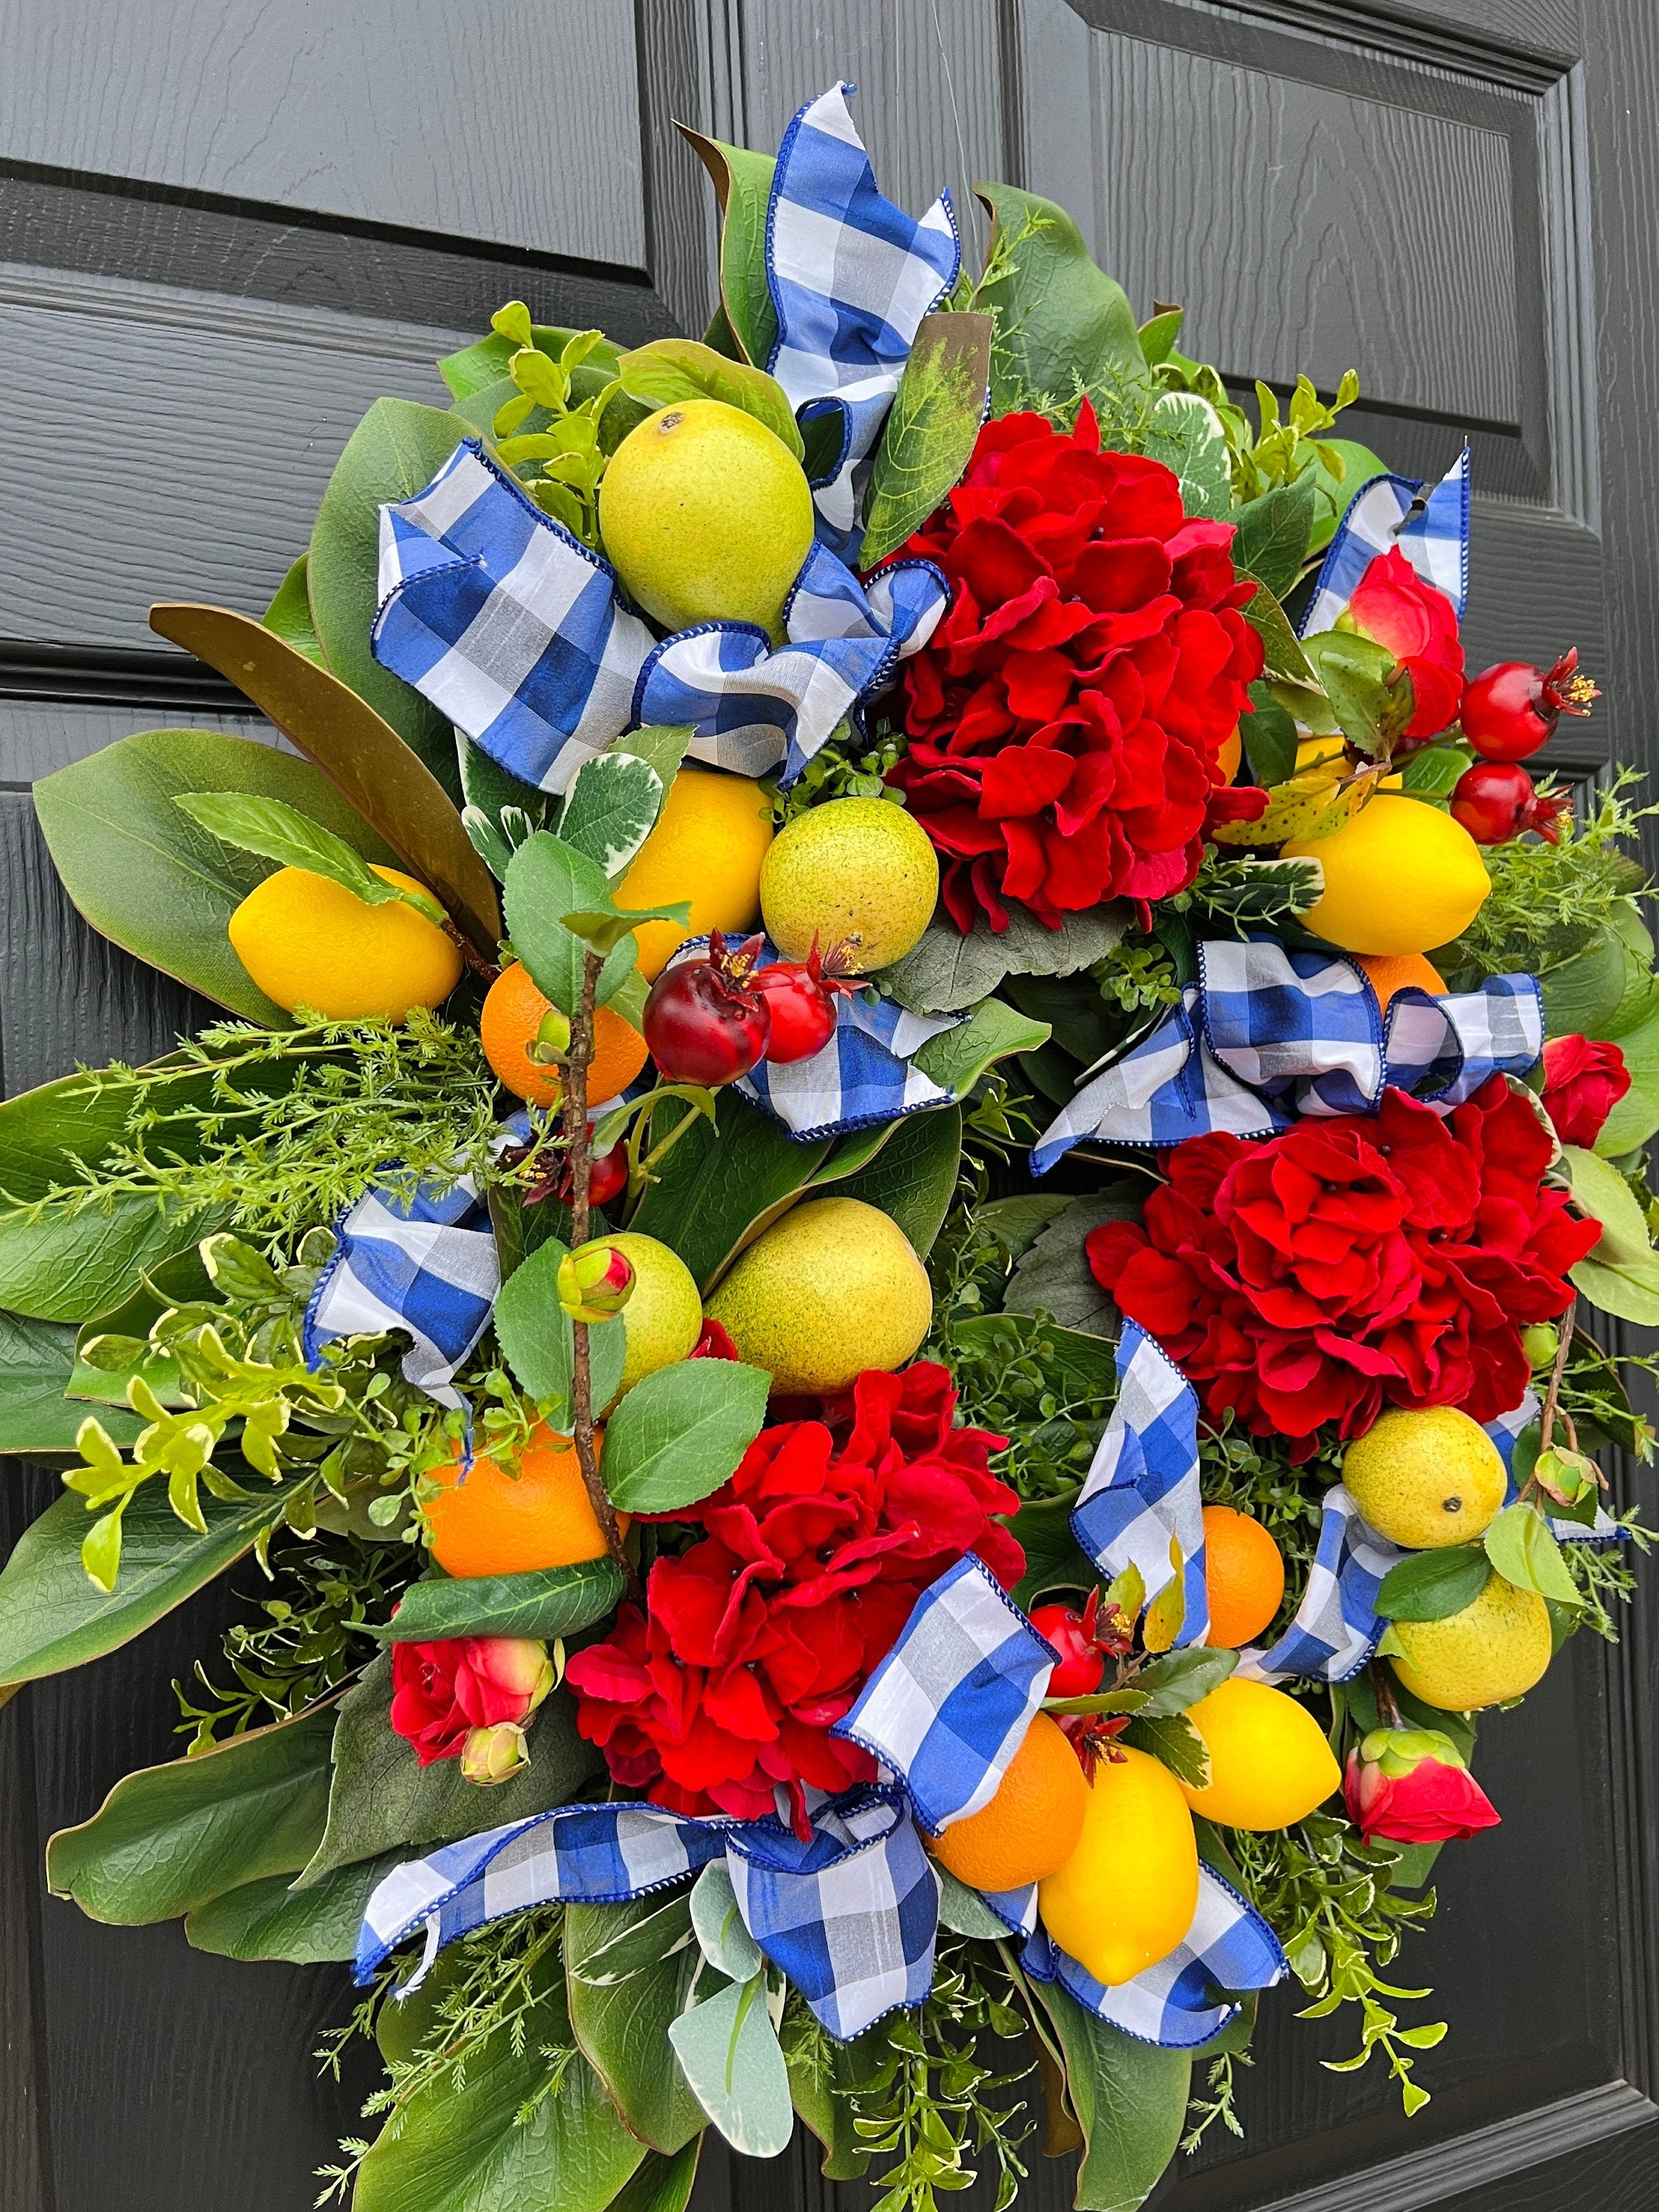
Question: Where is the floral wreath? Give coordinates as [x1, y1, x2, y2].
[4, 78, 1653, 2212]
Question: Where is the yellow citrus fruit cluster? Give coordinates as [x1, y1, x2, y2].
[229, 865, 460, 1020]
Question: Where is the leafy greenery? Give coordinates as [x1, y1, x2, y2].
[862, 313, 992, 565]
[486, 306, 629, 546]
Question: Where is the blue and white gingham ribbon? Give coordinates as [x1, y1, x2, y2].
[666, 936, 958, 1141]
[1300, 445, 1470, 636]
[372, 442, 947, 796]
[766, 81, 960, 556]
[1071, 1323, 1210, 1649]
[1032, 939, 1543, 1174]
[356, 1553, 1281, 2044]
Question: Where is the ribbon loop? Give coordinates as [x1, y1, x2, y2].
[1071, 1324, 1209, 1649]
[1300, 446, 1470, 636]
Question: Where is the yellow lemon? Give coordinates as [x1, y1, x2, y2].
[1283, 795, 1490, 955]
[602, 1233, 703, 1405]
[760, 797, 939, 973]
[228, 865, 460, 1020]
[1388, 1573, 1552, 1711]
[1179, 1678, 1342, 1831]
[616, 766, 774, 980]
[598, 399, 815, 641]
[1341, 1406, 1507, 1549]
[1037, 1747, 1199, 1986]
[705, 1197, 932, 1396]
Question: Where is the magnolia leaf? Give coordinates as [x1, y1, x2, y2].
[1010, 1491, 1094, 1612]
[1375, 1545, 1492, 1622]
[1027, 1980, 1190, 2211]
[667, 1973, 794, 2157]
[878, 903, 1130, 1015]
[679, 129, 779, 368]
[616, 338, 803, 461]
[1006, 1186, 1143, 1338]
[174, 791, 445, 924]
[1141, 392, 1232, 521]
[0, 1312, 144, 1450]
[1483, 1502, 1583, 1609]
[1132, 1646, 1237, 1717]
[262, 552, 327, 666]
[1124, 1709, 1210, 1788]
[829, 1106, 961, 1257]
[973, 181, 1149, 416]
[860, 313, 992, 566]
[185, 1848, 404, 1964]
[566, 1891, 706, 2155]
[557, 751, 667, 876]
[46, 1706, 335, 1921]
[605, 2146, 703, 2212]
[380, 1557, 626, 1643]
[600, 1360, 771, 1514]
[628, 1091, 834, 1293]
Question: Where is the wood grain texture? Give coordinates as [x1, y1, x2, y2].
[0, 700, 270, 786]
[739, 0, 1007, 272]
[1021, 0, 1523, 422]
[0, 268, 464, 653]
[0, 0, 648, 266]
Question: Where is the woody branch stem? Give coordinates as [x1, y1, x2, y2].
[564, 948, 633, 1588]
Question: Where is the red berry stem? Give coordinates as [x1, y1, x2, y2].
[563, 946, 635, 1593]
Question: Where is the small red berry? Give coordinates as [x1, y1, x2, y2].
[750, 961, 839, 1063]
[1029, 1602, 1107, 1698]
[641, 935, 771, 1085]
[1461, 648, 1599, 762]
[1450, 761, 1572, 846]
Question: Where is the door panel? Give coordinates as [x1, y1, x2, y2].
[2, 4, 1657, 2209]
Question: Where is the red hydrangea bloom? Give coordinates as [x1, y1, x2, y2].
[1346, 546, 1465, 739]
[1085, 1079, 1599, 1455]
[883, 402, 1264, 933]
[566, 1365, 1018, 1829]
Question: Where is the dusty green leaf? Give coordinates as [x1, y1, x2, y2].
[912, 999, 1050, 1102]
[667, 1974, 793, 2157]
[879, 904, 1130, 1015]
[1006, 1186, 1141, 1337]
[566, 1891, 705, 2154]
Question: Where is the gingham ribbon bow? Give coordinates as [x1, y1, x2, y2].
[1300, 445, 1470, 637]
[1082, 1339, 1621, 1691]
[357, 1554, 1283, 2048]
[1031, 939, 1543, 1175]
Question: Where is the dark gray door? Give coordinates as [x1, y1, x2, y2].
[3, 4, 1657, 2209]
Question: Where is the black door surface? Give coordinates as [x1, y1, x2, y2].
[3, 4, 1658, 2209]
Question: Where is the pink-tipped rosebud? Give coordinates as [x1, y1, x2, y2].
[388, 1633, 554, 1765]
[557, 1239, 635, 1323]
[460, 1720, 532, 1785]
[1343, 1726, 1500, 1845]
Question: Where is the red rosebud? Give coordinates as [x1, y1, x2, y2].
[389, 1635, 555, 1766]
[1540, 1034, 1632, 1150]
[689, 1316, 740, 1361]
[1346, 547, 1466, 740]
[1343, 1726, 1500, 1844]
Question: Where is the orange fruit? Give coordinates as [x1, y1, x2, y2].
[1201, 1506, 1286, 1648]
[1354, 952, 1447, 1009]
[928, 1713, 1087, 1891]
[1217, 726, 1243, 782]
[481, 961, 649, 1107]
[425, 1422, 627, 1577]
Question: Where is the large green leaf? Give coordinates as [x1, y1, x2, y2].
[1006, 1187, 1143, 1338]
[300, 1652, 603, 1882]
[503, 831, 636, 1018]
[1030, 1980, 1190, 2210]
[32, 728, 400, 1023]
[629, 1091, 832, 1293]
[262, 552, 327, 665]
[184, 1847, 405, 1963]
[602, 1360, 771, 1514]
[878, 904, 1128, 1015]
[0, 1196, 217, 1326]
[678, 129, 779, 369]
[787, 2026, 880, 2182]
[0, 1310, 143, 1450]
[565, 1892, 706, 2154]
[860, 313, 992, 566]
[973, 182, 1150, 418]
[1009, 1491, 1093, 1611]
[667, 1972, 793, 2156]
[607, 2144, 702, 2212]
[911, 1000, 1051, 1102]
[0, 1478, 299, 1687]
[950, 1310, 1119, 1405]
[355, 1956, 647, 2212]
[832, 1105, 961, 1257]
[617, 339, 803, 461]
[46, 1705, 335, 1921]
[307, 397, 470, 799]
[381, 1558, 627, 1644]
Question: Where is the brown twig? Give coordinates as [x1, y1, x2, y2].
[563, 947, 636, 1596]
[1370, 1660, 1404, 1730]
[1536, 1296, 1576, 1464]
[445, 919, 502, 987]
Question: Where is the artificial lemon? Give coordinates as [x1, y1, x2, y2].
[602, 1233, 703, 1404]
[228, 865, 460, 1020]
[759, 797, 939, 973]
[1179, 1678, 1342, 1831]
[704, 1197, 932, 1395]
[1341, 1406, 1508, 1550]
[929, 1714, 1087, 1891]
[1283, 795, 1490, 955]
[598, 399, 814, 641]
[1037, 1747, 1199, 1986]
[616, 766, 774, 979]
[1388, 1573, 1552, 1711]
